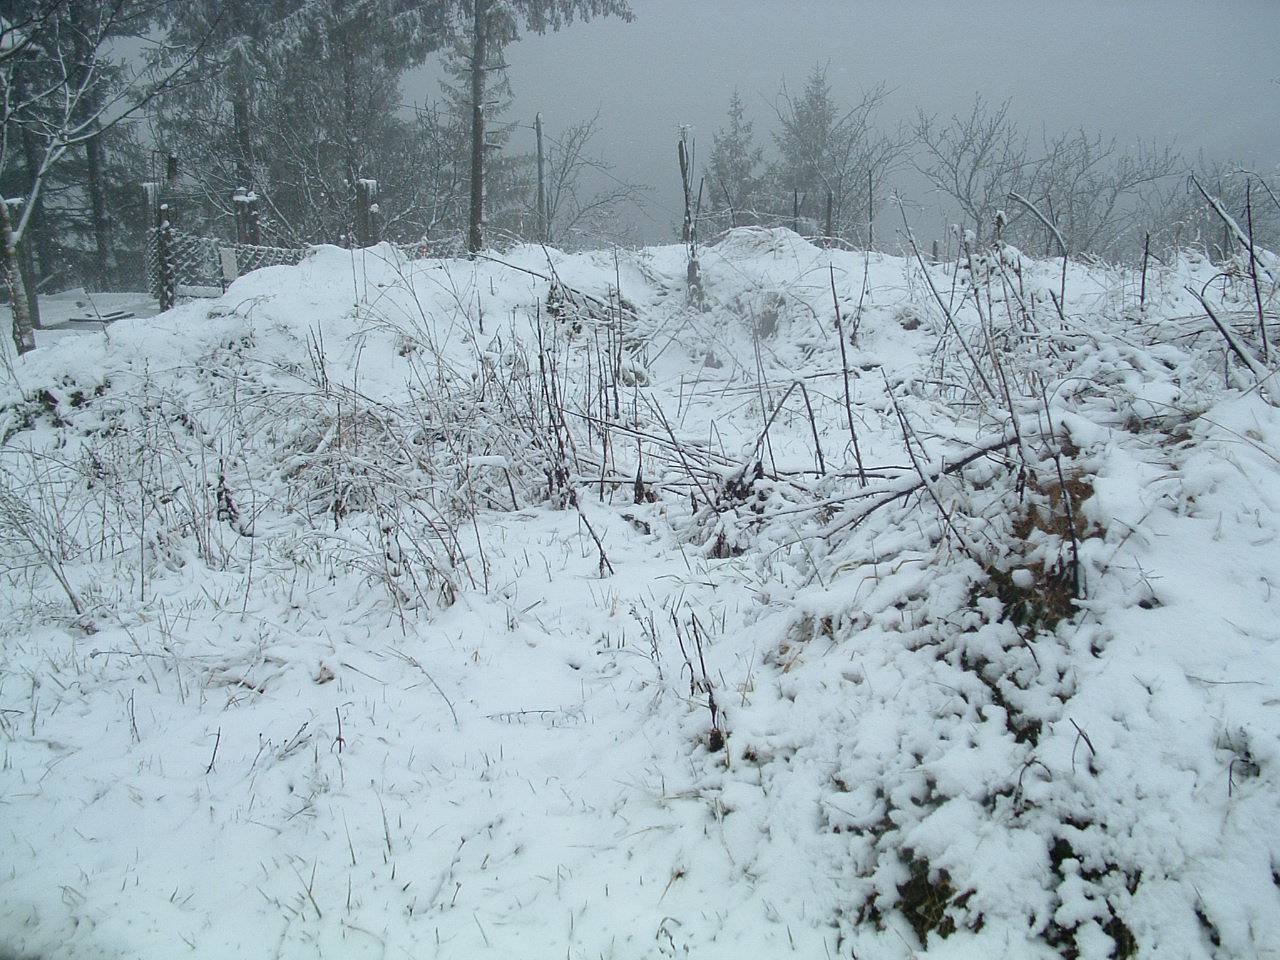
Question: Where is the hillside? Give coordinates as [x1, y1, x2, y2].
[1, 229, 1278, 960]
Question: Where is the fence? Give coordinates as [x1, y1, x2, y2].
[146, 228, 310, 306]
[144, 180, 389, 310]
[145, 226, 443, 309]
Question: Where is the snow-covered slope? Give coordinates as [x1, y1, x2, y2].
[1, 231, 1278, 959]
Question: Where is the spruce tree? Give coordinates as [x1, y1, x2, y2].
[707, 90, 765, 231]
[769, 64, 907, 246]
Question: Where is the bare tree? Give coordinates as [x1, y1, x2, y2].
[916, 95, 1179, 258]
[2, 0, 200, 354]
[914, 97, 1032, 244]
[1030, 128, 1178, 258]
[538, 113, 644, 248]
[1140, 158, 1280, 260]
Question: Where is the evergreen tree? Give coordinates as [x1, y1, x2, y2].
[707, 90, 765, 231]
[158, 1, 449, 244]
[769, 64, 907, 246]
[435, 33, 532, 248]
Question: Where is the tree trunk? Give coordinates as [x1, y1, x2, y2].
[18, 232, 41, 331]
[467, 0, 488, 256]
[13, 76, 53, 283]
[69, 0, 112, 289]
[341, 34, 359, 191]
[231, 64, 254, 191]
[535, 112, 547, 244]
[2, 200, 36, 355]
[85, 126, 113, 289]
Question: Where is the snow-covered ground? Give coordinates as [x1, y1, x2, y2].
[0, 290, 161, 356]
[1, 231, 1278, 959]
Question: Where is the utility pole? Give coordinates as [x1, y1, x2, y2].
[536, 112, 547, 244]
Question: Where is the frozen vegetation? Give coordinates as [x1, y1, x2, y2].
[1, 229, 1279, 959]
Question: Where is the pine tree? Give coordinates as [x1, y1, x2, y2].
[769, 64, 907, 246]
[707, 90, 765, 231]
[772, 66, 839, 224]
[427, 34, 531, 249]
[158, 0, 449, 243]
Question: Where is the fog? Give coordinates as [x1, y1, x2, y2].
[407, 0, 1280, 243]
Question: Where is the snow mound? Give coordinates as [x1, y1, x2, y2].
[1, 238, 1278, 959]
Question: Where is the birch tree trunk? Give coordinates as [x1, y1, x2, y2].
[2, 200, 36, 356]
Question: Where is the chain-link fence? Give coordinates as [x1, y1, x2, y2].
[146, 229, 311, 305]
[146, 229, 440, 308]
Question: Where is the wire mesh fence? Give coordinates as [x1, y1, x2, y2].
[146, 229, 312, 302]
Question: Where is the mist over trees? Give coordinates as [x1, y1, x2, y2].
[702, 73, 1276, 262]
[2, 0, 1277, 349]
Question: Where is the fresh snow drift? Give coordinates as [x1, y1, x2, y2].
[1, 230, 1278, 959]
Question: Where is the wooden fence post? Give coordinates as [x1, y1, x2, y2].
[156, 201, 176, 311]
[824, 189, 834, 249]
[535, 112, 548, 244]
[355, 179, 380, 247]
[233, 188, 261, 246]
[867, 170, 875, 250]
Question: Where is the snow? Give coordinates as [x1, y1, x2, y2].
[1, 231, 1278, 959]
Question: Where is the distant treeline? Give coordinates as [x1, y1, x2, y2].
[3, 1, 1275, 307]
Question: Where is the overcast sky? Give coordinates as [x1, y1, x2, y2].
[406, 0, 1280, 244]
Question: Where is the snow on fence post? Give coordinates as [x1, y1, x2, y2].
[355, 179, 380, 247]
[233, 187, 261, 247]
[156, 200, 176, 312]
[142, 182, 161, 302]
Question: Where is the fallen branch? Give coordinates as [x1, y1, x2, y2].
[1188, 285, 1278, 406]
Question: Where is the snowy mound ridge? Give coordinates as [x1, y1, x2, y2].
[1, 233, 1278, 959]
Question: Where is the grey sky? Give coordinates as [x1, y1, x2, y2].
[407, 0, 1280, 244]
